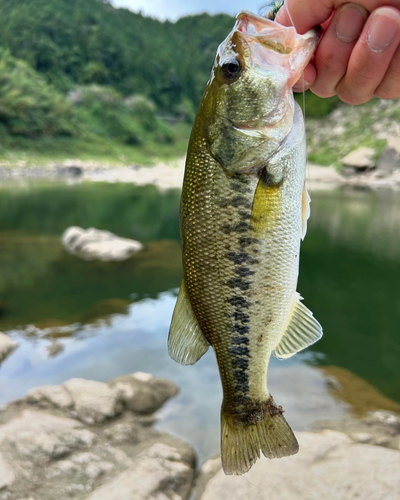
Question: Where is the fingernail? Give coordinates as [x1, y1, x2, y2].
[293, 80, 310, 92]
[367, 7, 400, 52]
[335, 4, 368, 43]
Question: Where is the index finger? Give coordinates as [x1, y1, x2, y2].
[276, 0, 400, 33]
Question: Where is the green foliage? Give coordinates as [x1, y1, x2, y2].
[0, 0, 233, 113]
[0, 49, 76, 137]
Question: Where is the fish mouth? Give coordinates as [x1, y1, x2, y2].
[234, 10, 321, 87]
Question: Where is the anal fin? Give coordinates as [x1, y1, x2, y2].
[275, 292, 323, 360]
[168, 281, 209, 365]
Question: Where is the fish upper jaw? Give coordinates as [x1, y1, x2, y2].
[234, 10, 321, 88]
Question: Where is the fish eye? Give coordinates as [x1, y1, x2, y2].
[221, 58, 243, 81]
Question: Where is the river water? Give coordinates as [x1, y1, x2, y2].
[0, 181, 399, 463]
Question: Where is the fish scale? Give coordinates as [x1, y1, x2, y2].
[169, 10, 322, 475]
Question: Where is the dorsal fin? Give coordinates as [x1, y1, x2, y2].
[275, 292, 322, 359]
[168, 281, 209, 365]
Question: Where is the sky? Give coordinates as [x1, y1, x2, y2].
[111, 0, 265, 21]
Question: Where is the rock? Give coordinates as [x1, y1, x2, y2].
[198, 431, 400, 500]
[103, 415, 158, 445]
[0, 410, 97, 465]
[349, 432, 373, 444]
[26, 385, 74, 410]
[377, 147, 400, 172]
[192, 457, 221, 500]
[365, 411, 400, 432]
[388, 436, 400, 451]
[341, 147, 376, 172]
[109, 372, 179, 415]
[0, 332, 18, 363]
[85, 442, 195, 500]
[57, 165, 83, 177]
[0, 452, 15, 490]
[46, 340, 65, 357]
[63, 378, 123, 425]
[61, 226, 143, 262]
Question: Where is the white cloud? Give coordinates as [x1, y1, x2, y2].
[111, 0, 265, 21]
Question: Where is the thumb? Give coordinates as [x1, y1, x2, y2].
[275, 0, 333, 33]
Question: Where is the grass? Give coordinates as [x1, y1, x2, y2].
[0, 122, 192, 167]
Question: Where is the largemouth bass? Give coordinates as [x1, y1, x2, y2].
[168, 10, 322, 475]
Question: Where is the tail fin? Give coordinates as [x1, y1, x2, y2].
[221, 396, 299, 475]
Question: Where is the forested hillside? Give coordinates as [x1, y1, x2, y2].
[0, 0, 337, 163]
[0, 0, 233, 113]
[0, 0, 236, 161]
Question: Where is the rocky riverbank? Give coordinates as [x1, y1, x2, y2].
[0, 371, 399, 500]
[0, 153, 399, 192]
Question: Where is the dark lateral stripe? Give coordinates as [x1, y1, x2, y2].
[234, 266, 255, 278]
[228, 277, 251, 291]
[229, 345, 250, 356]
[231, 336, 250, 344]
[231, 196, 252, 208]
[232, 394, 251, 406]
[231, 311, 250, 323]
[232, 324, 250, 335]
[227, 296, 251, 309]
[232, 357, 249, 370]
[238, 236, 259, 248]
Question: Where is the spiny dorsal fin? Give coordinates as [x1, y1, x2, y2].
[301, 184, 311, 240]
[275, 292, 322, 360]
[168, 281, 209, 366]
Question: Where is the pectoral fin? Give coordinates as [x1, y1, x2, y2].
[168, 281, 209, 365]
[275, 293, 322, 360]
[301, 184, 311, 240]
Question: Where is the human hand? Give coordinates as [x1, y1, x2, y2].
[276, 0, 400, 103]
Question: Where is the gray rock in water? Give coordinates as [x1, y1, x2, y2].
[0, 332, 18, 363]
[108, 371, 179, 415]
[61, 226, 143, 262]
[57, 166, 83, 177]
[85, 442, 195, 500]
[342, 147, 376, 172]
[197, 431, 400, 500]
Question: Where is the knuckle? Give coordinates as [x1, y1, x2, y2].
[336, 87, 372, 105]
[316, 48, 342, 73]
[375, 87, 400, 99]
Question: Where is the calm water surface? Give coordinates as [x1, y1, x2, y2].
[0, 181, 399, 463]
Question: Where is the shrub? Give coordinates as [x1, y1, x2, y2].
[0, 49, 76, 137]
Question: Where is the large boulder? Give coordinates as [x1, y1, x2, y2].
[61, 226, 143, 261]
[341, 147, 376, 174]
[85, 442, 195, 500]
[196, 431, 400, 500]
[0, 373, 190, 500]
[108, 372, 179, 415]
[27, 378, 123, 425]
[0, 410, 98, 465]
[0, 332, 18, 363]
[26, 373, 179, 422]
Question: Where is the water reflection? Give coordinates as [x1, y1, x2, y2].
[0, 181, 400, 463]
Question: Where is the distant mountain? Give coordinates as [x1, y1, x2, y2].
[0, 0, 234, 112]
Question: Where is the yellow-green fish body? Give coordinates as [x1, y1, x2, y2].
[169, 11, 322, 475]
